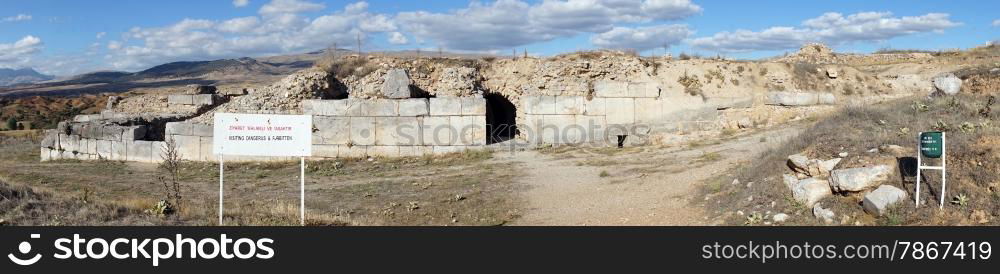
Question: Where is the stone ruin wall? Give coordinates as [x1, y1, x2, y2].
[41, 52, 872, 163]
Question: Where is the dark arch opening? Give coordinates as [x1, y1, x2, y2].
[485, 93, 518, 144]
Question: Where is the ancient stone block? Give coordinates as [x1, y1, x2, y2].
[349, 117, 376, 146]
[339, 145, 368, 158]
[150, 141, 166, 163]
[41, 130, 58, 149]
[40, 147, 52, 162]
[87, 138, 98, 155]
[168, 135, 200, 161]
[554, 96, 584, 115]
[634, 98, 663, 124]
[863, 185, 907, 216]
[381, 69, 413, 99]
[127, 140, 154, 163]
[111, 141, 128, 161]
[168, 94, 193, 105]
[190, 123, 213, 137]
[312, 144, 339, 158]
[313, 116, 350, 145]
[96, 140, 113, 160]
[398, 99, 429, 116]
[398, 146, 432, 157]
[453, 115, 485, 146]
[538, 115, 576, 144]
[605, 98, 635, 124]
[627, 82, 660, 98]
[370, 146, 400, 157]
[594, 80, 628, 98]
[191, 94, 214, 106]
[422, 116, 453, 146]
[165, 122, 191, 136]
[582, 97, 605, 116]
[377, 117, 422, 146]
[575, 115, 606, 144]
[460, 97, 487, 115]
[199, 137, 215, 161]
[531, 96, 556, 115]
[369, 99, 399, 116]
[429, 97, 463, 116]
[307, 99, 355, 116]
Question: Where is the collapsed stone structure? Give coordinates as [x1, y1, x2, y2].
[42, 47, 938, 163]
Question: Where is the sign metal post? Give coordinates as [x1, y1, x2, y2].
[915, 131, 946, 208]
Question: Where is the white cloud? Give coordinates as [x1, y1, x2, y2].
[398, 0, 701, 51]
[690, 11, 961, 52]
[217, 16, 260, 33]
[591, 24, 692, 51]
[993, 19, 1000, 27]
[233, 0, 250, 8]
[96, 32, 107, 39]
[2, 14, 32, 22]
[104, 0, 392, 70]
[0, 36, 43, 67]
[107, 41, 122, 50]
[388, 32, 408, 45]
[259, 0, 325, 16]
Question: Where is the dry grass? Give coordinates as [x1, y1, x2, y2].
[700, 93, 1000, 225]
[0, 137, 521, 226]
[314, 56, 378, 79]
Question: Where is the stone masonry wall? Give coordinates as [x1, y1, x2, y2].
[520, 80, 754, 146]
[303, 97, 487, 158]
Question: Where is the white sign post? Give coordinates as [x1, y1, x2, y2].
[213, 113, 312, 225]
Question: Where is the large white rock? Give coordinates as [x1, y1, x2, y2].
[932, 73, 962, 96]
[381, 69, 413, 99]
[829, 165, 893, 192]
[787, 154, 810, 173]
[863, 185, 908, 216]
[791, 178, 832, 207]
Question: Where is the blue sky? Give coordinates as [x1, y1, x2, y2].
[1, 0, 997, 76]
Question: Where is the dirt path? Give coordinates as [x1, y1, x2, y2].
[504, 125, 804, 226]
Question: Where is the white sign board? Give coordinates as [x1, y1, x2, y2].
[213, 113, 312, 157]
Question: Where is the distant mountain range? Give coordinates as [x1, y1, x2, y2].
[57, 57, 293, 85]
[0, 68, 55, 87]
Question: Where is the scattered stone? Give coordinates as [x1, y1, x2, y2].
[731, 178, 740, 185]
[826, 69, 839, 79]
[829, 165, 893, 192]
[747, 196, 754, 202]
[381, 69, 413, 98]
[838, 152, 849, 158]
[791, 178, 832, 207]
[782, 174, 799, 189]
[816, 158, 842, 176]
[773, 213, 790, 223]
[787, 154, 810, 173]
[812, 203, 836, 224]
[862, 185, 907, 216]
[867, 148, 879, 153]
[737, 210, 745, 216]
[931, 73, 962, 96]
[746, 181, 753, 188]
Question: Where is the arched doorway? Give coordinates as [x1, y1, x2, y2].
[485, 93, 518, 144]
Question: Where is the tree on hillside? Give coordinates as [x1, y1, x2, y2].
[4, 117, 15, 131]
